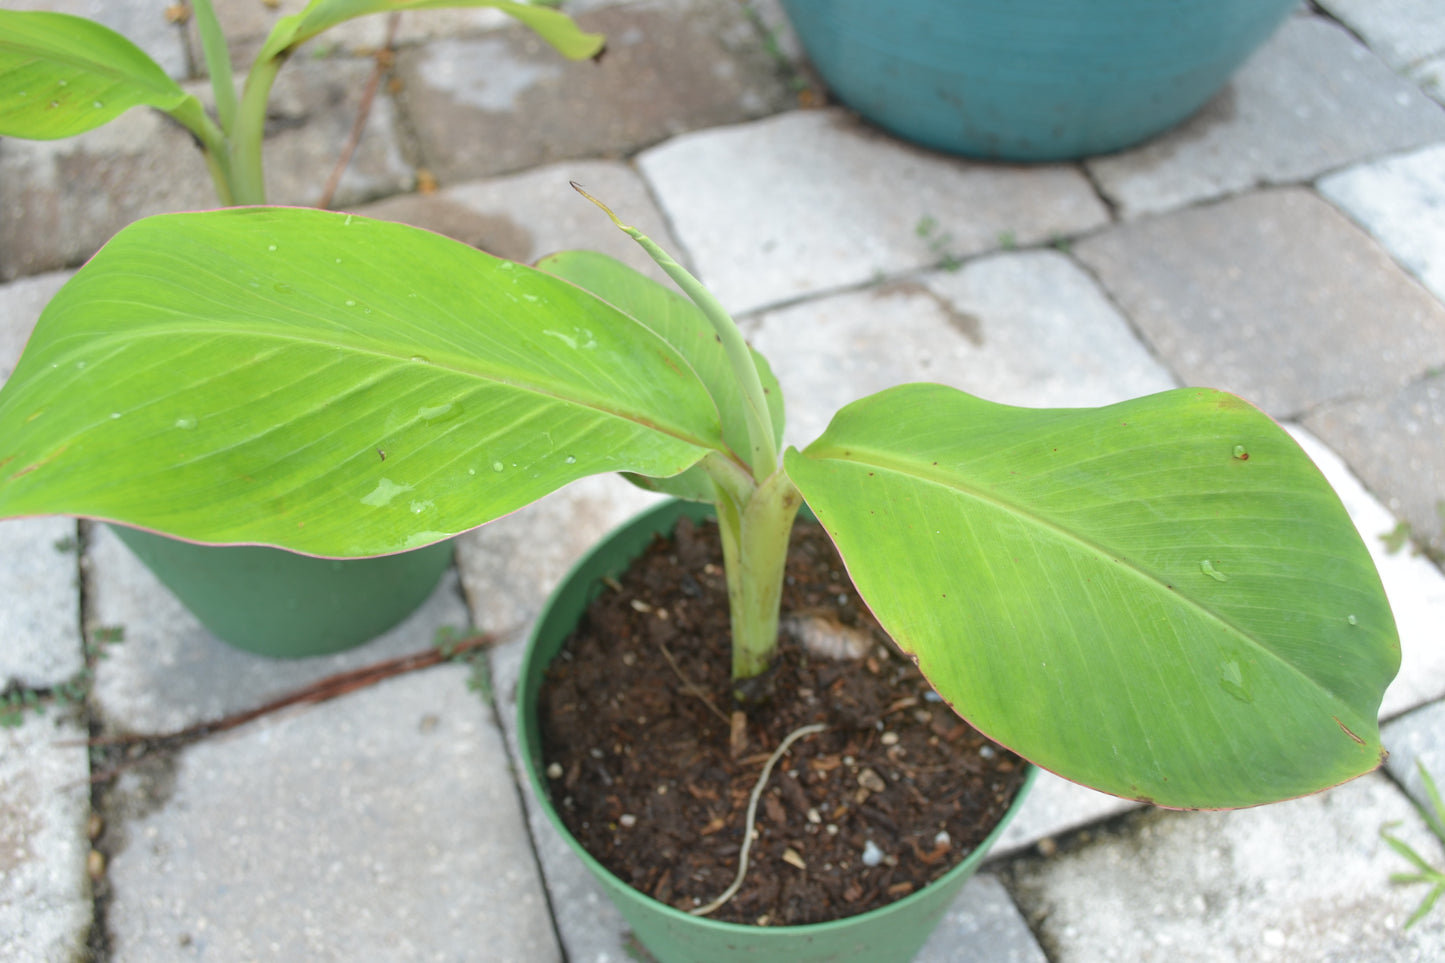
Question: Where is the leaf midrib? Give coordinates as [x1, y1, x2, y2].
[805, 443, 1370, 720]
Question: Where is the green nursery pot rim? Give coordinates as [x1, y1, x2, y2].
[518, 497, 1037, 945]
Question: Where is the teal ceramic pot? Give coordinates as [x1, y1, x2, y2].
[518, 499, 1035, 963]
[109, 525, 454, 658]
[780, 0, 1300, 160]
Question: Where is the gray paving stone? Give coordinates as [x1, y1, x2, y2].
[640, 109, 1110, 315]
[1416, 55, 1445, 104]
[103, 665, 559, 963]
[1318, 143, 1445, 304]
[0, 56, 411, 280]
[0, 103, 214, 282]
[88, 523, 471, 735]
[1072, 187, 1445, 419]
[9, 0, 190, 79]
[1086, 17, 1445, 219]
[394, 0, 794, 187]
[747, 250, 1177, 449]
[1383, 700, 1445, 817]
[357, 158, 685, 277]
[0, 519, 82, 690]
[0, 272, 85, 690]
[1304, 371, 1445, 555]
[0, 712, 92, 963]
[915, 873, 1047, 963]
[994, 771, 1141, 859]
[1287, 428, 1445, 721]
[1003, 772, 1445, 962]
[1316, 0, 1445, 74]
[259, 55, 415, 209]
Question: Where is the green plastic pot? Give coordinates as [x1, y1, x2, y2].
[519, 499, 1035, 963]
[780, 0, 1299, 160]
[109, 525, 454, 658]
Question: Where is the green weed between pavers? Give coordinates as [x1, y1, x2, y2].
[0, 625, 124, 727]
[1381, 761, 1445, 928]
[433, 625, 492, 704]
[915, 215, 961, 271]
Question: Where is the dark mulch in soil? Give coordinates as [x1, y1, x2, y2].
[538, 515, 1026, 927]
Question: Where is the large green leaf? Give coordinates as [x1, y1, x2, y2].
[0, 208, 722, 556]
[0, 11, 200, 140]
[786, 384, 1399, 809]
[255, 0, 606, 65]
[537, 250, 786, 499]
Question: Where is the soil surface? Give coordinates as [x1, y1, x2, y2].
[538, 515, 1026, 927]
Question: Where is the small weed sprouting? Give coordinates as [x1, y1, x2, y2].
[0, 624, 121, 727]
[434, 625, 493, 704]
[915, 215, 961, 271]
[1381, 761, 1445, 929]
[1381, 521, 1413, 555]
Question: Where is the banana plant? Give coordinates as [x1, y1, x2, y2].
[0, 0, 605, 206]
[0, 197, 1400, 811]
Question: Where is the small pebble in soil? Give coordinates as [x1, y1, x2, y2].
[619, 814, 637, 828]
[861, 840, 884, 867]
[546, 762, 564, 779]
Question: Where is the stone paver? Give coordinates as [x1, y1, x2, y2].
[1073, 187, 1445, 419]
[0, 519, 82, 690]
[640, 109, 1109, 315]
[1003, 772, 1445, 963]
[103, 665, 556, 963]
[747, 250, 1177, 449]
[916, 873, 1047, 963]
[0, 272, 86, 690]
[1383, 700, 1445, 814]
[358, 158, 685, 278]
[1086, 16, 1445, 219]
[1316, 0, 1445, 75]
[1318, 143, 1445, 304]
[0, 712, 92, 963]
[1304, 371, 1445, 556]
[0, 57, 409, 281]
[395, 0, 795, 187]
[88, 523, 471, 735]
[0, 105, 213, 282]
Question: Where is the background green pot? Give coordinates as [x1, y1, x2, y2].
[780, 0, 1300, 160]
[519, 498, 1035, 963]
[109, 525, 454, 658]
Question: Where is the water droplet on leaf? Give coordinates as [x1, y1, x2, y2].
[1200, 559, 1229, 582]
[1347, 614, 1358, 626]
[1218, 660, 1253, 703]
[564, 455, 577, 465]
[492, 462, 504, 473]
[418, 402, 461, 424]
[174, 415, 197, 430]
[273, 282, 293, 294]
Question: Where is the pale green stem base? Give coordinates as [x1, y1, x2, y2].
[716, 470, 804, 683]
